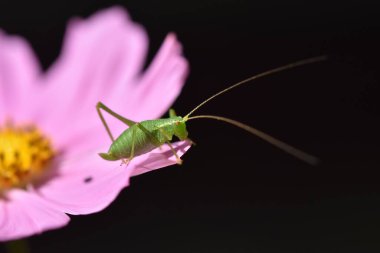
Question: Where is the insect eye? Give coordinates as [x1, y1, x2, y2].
[175, 122, 180, 126]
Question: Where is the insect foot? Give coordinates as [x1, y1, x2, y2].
[176, 158, 183, 165]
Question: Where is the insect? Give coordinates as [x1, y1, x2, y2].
[97, 56, 326, 166]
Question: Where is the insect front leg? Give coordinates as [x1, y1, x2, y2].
[164, 141, 183, 165]
[158, 128, 183, 165]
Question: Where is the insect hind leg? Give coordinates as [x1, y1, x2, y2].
[96, 102, 137, 143]
[96, 102, 116, 142]
[126, 126, 137, 165]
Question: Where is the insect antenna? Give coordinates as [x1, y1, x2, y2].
[184, 55, 327, 120]
[186, 115, 319, 165]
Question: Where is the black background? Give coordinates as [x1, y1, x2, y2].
[1, 1, 380, 252]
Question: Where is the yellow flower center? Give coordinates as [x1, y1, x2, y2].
[0, 122, 55, 191]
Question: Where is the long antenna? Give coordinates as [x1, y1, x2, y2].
[187, 115, 319, 165]
[184, 56, 327, 120]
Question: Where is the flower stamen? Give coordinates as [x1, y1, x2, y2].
[0, 122, 55, 191]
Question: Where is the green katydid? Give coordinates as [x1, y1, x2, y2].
[97, 56, 326, 166]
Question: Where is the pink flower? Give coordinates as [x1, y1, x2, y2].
[0, 7, 190, 241]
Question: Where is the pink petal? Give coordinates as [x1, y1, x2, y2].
[0, 30, 41, 124]
[130, 140, 192, 177]
[125, 33, 190, 121]
[0, 6, 192, 242]
[36, 154, 131, 215]
[35, 7, 148, 147]
[0, 189, 69, 242]
[37, 140, 191, 214]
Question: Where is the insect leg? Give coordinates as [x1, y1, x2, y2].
[96, 102, 116, 142]
[97, 102, 137, 143]
[125, 126, 137, 164]
[97, 102, 136, 127]
[164, 141, 183, 165]
[158, 128, 183, 164]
